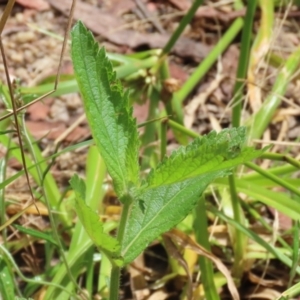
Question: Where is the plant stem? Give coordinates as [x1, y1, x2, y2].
[161, 0, 204, 56]
[228, 175, 246, 282]
[261, 152, 300, 169]
[173, 17, 244, 122]
[168, 119, 199, 139]
[228, 1, 257, 282]
[194, 197, 220, 300]
[141, 86, 160, 169]
[109, 266, 121, 300]
[232, 0, 257, 127]
[161, 119, 167, 160]
[245, 161, 300, 197]
[109, 196, 132, 299]
[247, 46, 300, 140]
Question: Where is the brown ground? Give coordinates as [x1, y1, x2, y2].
[1, 0, 300, 299]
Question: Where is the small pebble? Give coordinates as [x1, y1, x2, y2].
[10, 50, 23, 64]
[63, 93, 82, 110]
[15, 68, 28, 80]
[23, 49, 34, 64]
[50, 99, 70, 123]
[15, 13, 24, 23]
[15, 31, 36, 43]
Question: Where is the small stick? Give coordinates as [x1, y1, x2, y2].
[0, 37, 39, 213]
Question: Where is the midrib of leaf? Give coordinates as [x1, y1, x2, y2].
[121, 171, 228, 263]
[121, 183, 190, 255]
[145, 129, 238, 188]
[76, 30, 126, 187]
[88, 56, 127, 190]
[71, 22, 139, 197]
[121, 128, 267, 263]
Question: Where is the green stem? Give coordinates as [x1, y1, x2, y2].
[161, 119, 167, 160]
[98, 253, 111, 297]
[168, 119, 199, 139]
[117, 197, 133, 244]
[0, 137, 10, 243]
[109, 196, 132, 299]
[173, 17, 244, 122]
[245, 161, 300, 197]
[141, 86, 160, 169]
[229, 1, 257, 282]
[261, 152, 300, 169]
[243, 163, 297, 179]
[194, 197, 220, 300]
[109, 266, 121, 300]
[19, 56, 158, 100]
[228, 175, 245, 282]
[232, 0, 257, 127]
[161, 0, 204, 56]
[248, 46, 300, 140]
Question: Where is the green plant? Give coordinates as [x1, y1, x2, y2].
[70, 21, 266, 299]
[2, 0, 300, 298]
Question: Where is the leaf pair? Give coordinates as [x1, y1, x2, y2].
[70, 21, 265, 266]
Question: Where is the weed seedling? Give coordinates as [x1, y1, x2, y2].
[70, 21, 266, 299]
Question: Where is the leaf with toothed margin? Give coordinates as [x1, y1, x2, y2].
[71, 21, 139, 200]
[121, 127, 267, 264]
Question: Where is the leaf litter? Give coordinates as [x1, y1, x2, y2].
[1, 0, 300, 299]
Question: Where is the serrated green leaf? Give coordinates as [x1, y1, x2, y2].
[71, 21, 139, 199]
[70, 174, 123, 267]
[121, 171, 229, 264]
[146, 127, 262, 188]
[121, 128, 265, 264]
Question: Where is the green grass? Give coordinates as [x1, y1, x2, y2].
[1, 0, 300, 299]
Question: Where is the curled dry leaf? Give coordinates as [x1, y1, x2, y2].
[164, 228, 240, 300]
[163, 235, 193, 300]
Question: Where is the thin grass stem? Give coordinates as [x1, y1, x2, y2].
[194, 197, 220, 300]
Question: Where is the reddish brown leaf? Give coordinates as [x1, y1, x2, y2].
[46, 0, 210, 62]
[16, 0, 50, 11]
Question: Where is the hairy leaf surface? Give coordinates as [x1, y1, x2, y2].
[122, 128, 265, 264]
[71, 22, 139, 198]
[70, 175, 123, 266]
[121, 171, 228, 264]
[146, 127, 258, 188]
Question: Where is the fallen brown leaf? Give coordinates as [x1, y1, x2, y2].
[165, 228, 240, 300]
[16, 0, 50, 11]
[26, 120, 66, 140]
[46, 0, 210, 62]
[168, 0, 246, 22]
[26, 100, 51, 121]
[163, 235, 193, 300]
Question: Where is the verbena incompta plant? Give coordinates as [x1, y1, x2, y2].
[70, 21, 266, 299]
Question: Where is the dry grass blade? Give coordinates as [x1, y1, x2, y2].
[165, 228, 240, 300]
[163, 235, 193, 300]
